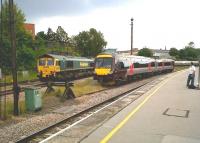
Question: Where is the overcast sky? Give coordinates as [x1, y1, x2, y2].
[15, 0, 200, 51]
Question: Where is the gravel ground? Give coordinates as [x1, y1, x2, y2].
[0, 113, 65, 143]
[0, 74, 171, 143]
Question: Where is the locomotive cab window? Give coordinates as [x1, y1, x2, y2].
[47, 59, 54, 66]
[39, 59, 46, 66]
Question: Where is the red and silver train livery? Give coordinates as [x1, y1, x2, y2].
[93, 53, 174, 83]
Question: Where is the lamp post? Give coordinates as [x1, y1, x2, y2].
[130, 18, 134, 55]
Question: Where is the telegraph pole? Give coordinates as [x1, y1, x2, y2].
[9, 0, 19, 115]
[0, 0, 2, 119]
[130, 18, 134, 55]
[0, 0, 2, 59]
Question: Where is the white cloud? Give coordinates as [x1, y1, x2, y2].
[34, 0, 200, 51]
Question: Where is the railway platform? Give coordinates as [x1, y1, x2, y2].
[80, 69, 200, 143]
[42, 69, 200, 143]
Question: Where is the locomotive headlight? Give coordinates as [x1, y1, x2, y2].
[108, 71, 113, 74]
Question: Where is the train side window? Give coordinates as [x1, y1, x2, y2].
[164, 62, 171, 66]
[134, 63, 139, 68]
[151, 62, 155, 67]
[158, 62, 162, 66]
[139, 63, 147, 68]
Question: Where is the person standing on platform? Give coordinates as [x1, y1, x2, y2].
[187, 62, 196, 89]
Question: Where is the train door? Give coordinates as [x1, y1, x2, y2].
[155, 61, 158, 70]
[55, 59, 61, 73]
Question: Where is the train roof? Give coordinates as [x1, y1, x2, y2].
[39, 54, 93, 62]
[157, 59, 174, 62]
[96, 53, 174, 64]
[96, 52, 115, 58]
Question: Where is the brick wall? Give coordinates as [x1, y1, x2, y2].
[24, 23, 35, 39]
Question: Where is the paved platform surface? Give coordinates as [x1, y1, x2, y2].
[81, 69, 200, 143]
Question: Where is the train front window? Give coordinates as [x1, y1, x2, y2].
[39, 59, 46, 66]
[95, 58, 113, 68]
[47, 59, 54, 66]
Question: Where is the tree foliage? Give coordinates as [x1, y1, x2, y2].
[138, 47, 153, 57]
[0, 1, 35, 72]
[171, 42, 200, 60]
[169, 47, 179, 58]
[73, 28, 107, 57]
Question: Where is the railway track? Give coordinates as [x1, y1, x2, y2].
[0, 81, 46, 96]
[15, 78, 157, 143]
[0, 79, 39, 87]
[0, 75, 94, 96]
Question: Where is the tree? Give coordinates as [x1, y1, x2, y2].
[88, 28, 107, 56]
[36, 31, 47, 40]
[138, 47, 153, 57]
[46, 28, 57, 41]
[74, 31, 90, 56]
[184, 47, 197, 61]
[0, 1, 34, 71]
[179, 49, 187, 60]
[169, 47, 179, 58]
[188, 41, 195, 48]
[56, 26, 70, 44]
[74, 28, 107, 57]
[34, 31, 47, 50]
[178, 42, 198, 60]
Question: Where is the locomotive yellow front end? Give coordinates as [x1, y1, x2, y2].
[37, 54, 60, 80]
[93, 54, 114, 82]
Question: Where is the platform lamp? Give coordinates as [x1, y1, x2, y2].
[130, 18, 134, 55]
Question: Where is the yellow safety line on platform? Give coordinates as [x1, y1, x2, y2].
[100, 71, 183, 143]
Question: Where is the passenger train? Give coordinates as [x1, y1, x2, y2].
[93, 53, 174, 83]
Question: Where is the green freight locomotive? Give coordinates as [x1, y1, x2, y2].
[37, 54, 94, 81]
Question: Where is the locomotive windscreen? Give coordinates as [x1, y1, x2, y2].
[95, 58, 113, 68]
[39, 58, 46, 66]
